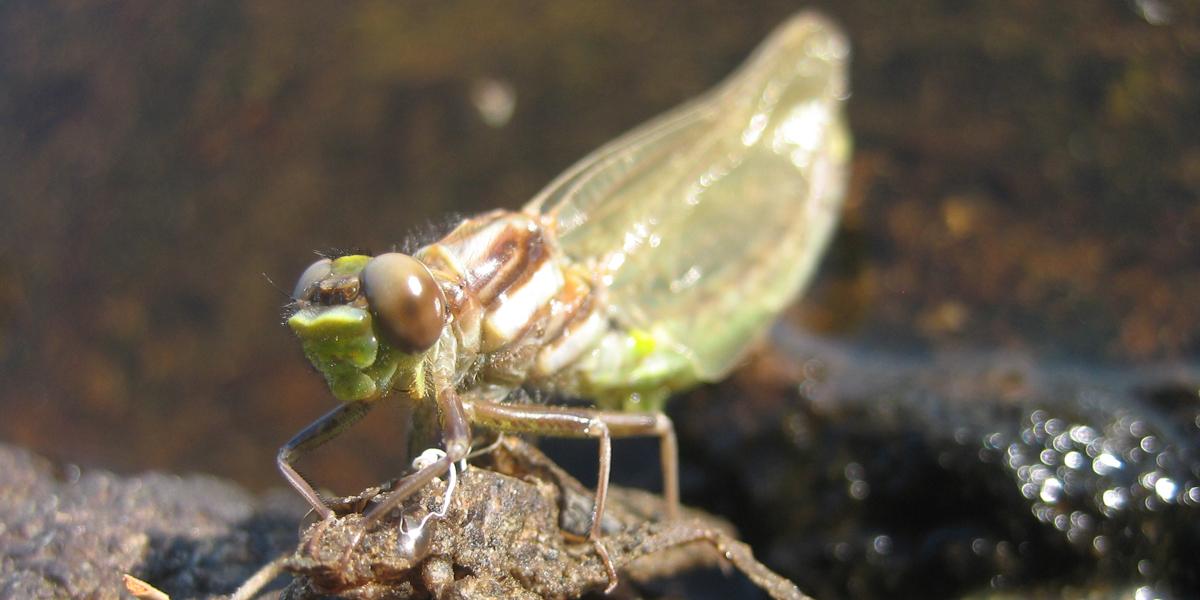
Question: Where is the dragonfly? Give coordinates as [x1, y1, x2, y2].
[280, 11, 849, 590]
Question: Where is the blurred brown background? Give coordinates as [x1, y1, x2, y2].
[1, 0, 1197, 501]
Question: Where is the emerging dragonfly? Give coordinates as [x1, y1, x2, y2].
[281, 11, 849, 590]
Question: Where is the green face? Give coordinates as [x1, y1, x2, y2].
[289, 303, 396, 401]
[287, 255, 405, 402]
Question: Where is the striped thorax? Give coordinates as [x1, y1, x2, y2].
[288, 209, 696, 410]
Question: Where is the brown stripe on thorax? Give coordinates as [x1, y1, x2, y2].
[482, 233, 547, 310]
[416, 210, 549, 303]
[453, 212, 544, 307]
[418, 209, 563, 347]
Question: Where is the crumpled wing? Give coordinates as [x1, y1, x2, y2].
[525, 12, 851, 381]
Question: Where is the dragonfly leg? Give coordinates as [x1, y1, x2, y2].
[360, 385, 471, 530]
[655, 413, 680, 520]
[327, 386, 470, 564]
[463, 400, 680, 592]
[278, 400, 376, 521]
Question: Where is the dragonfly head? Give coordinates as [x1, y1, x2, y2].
[287, 253, 448, 402]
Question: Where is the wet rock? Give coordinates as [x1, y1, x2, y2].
[676, 336, 1200, 598]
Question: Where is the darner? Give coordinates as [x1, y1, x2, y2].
[281, 11, 849, 590]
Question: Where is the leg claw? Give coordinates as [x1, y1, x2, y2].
[592, 538, 619, 593]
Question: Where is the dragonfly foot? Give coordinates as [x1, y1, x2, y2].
[325, 448, 462, 567]
[301, 514, 339, 559]
[592, 538, 619, 593]
[303, 446, 464, 568]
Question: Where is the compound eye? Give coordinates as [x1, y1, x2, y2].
[293, 257, 333, 300]
[361, 253, 447, 352]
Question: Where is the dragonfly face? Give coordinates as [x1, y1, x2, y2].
[288, 253, 447, 402]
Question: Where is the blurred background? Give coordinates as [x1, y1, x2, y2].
[1, 1, 1198, 597]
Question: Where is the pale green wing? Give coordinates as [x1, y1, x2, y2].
[525, 12, 851, 381]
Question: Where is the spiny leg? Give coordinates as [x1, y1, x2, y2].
[278, 400, 375, 555]
[331, 385, 470, 559]
[278, 400, 376, 521]
[464, 400, 680, 592]
[466, 401, 679, 520]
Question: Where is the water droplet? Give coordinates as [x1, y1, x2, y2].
[64, 464, 82, 485]
[1139, 470, 1159, 490]
[470, 77, 517, 128]
[953, 427, 970, 445]
[1052, 513, 1069, 531]
[1021, 483, 1039, 499]
[1093, 453, 1123, 476]
[1104, 489, 1130, 515]
[1032, 504, 1055, 523]
[1133, 0, 1173, 25]
[1040, 477, 1064, 503]
[1031, 464, 1053, 484]
[1154, 477, 1178, 502]
[1155, 453, 1173, 469]
[844, 462, 865, 481]
[1129, 420, 1149, 437]
[1008, 451, 1027, 470]
[1137, 559, 1153, 576]
[1020, 428, 1037, 446]
[849, 480, 870, 500]
[1069, 425, 1098, 445]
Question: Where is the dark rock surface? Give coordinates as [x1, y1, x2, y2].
[0, 443, 301, 599]
[0, 438, 800, 599]
[281, 436, 804, 600]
